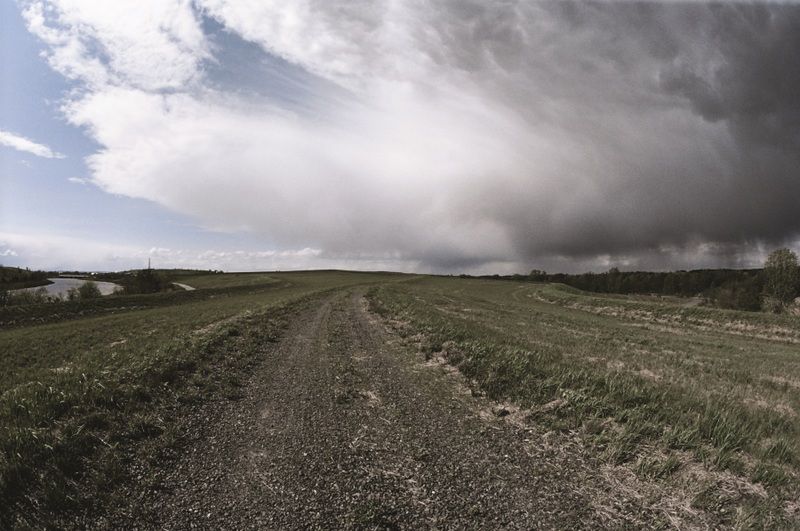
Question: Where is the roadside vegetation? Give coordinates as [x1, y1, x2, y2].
[0, 271, 403, 528]
[367, 277, 800, 528]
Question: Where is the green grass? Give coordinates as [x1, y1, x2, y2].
[3, 270, 798, 527]
[367, 276, 800, 527]
[0, 270, 406, 528]
[181, 271, 281, 289]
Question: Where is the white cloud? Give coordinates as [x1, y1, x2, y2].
[21, 0, 209, 90]
[67, 176, 88, 185]
[0, 129, 64, 159]
[64, 84, 522, 263]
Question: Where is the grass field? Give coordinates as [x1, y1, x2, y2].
[367, 276, 800, 527]
[1, 271, 798, 527]
[0, 271, 406, 527]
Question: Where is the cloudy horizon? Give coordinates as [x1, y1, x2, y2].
[2, 1, 799, 274]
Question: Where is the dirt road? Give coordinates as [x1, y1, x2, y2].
[106, 290, 656, 529]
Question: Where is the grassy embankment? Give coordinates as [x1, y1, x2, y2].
[0, 279, 53, 290]
[368, 276, 800, 528]
[0, 271, 404, 528]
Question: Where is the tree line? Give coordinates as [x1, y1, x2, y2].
[475, 248, 800, 313]
[0, 266, 51, 290]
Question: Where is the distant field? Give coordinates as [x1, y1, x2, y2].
[368, 277, 800, 527]
[181, 272, 281, 289]
[2, 271, 798, 528]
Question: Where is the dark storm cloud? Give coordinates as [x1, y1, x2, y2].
[429, 1, 800, 268]
[659, 3, 800, 150]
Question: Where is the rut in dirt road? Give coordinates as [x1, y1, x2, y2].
[114, 290, 657, 529]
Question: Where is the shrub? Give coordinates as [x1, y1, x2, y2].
[78, 281, 102, 299]
[66, 281, 102, 301]
[763, 248, 800, 311]
[123, 269, 169, 294]
[5, 287, 50, 306]
[705, 275, 762, 311]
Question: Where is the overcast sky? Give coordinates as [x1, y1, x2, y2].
[1, 1, 799, 273]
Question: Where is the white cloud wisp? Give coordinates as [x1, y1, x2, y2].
[0, 129, 64, 159]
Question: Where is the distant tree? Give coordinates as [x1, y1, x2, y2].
[529, 269, 547, 280]
[124, 268, 169, 294]
[607, 267, 622, 292]
[763, 248, 799, 311]
[78, 281, 102, 299]
[65, 281, 101, 301]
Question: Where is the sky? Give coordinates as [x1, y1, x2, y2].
[1, 0, 799, 274]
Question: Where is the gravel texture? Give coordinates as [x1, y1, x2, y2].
[102, 290, 658, 529]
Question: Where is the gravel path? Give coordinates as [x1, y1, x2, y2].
[172, 283, 196, 291]
[107, 289, 657, 529]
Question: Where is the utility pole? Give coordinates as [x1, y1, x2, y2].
[148, 257, 151, 270]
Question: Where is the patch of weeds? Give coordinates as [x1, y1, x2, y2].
[698, 406, 752, 455]
[636, 453, 683, 479]
[221, 372, 246, 401]
[751, 462, 791, 489]
[731, 496, 792, 530]
[81, 412, 111, 431]
[663, 425, 700, 450]
[124, 416, 164, 441]
[176, 386, 204, 405]
[762, 438, 795, 465]
[130, 387, 153, 403]
[152, 358, 197, 386]
[604, 430, 642, 464]
[691, 482, 736, 523]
